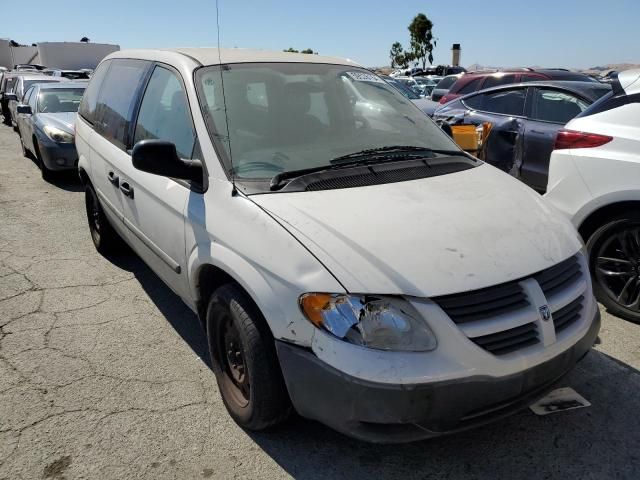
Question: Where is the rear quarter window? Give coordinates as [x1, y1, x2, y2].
[78, 61, 111, 124]
[455, 77, 483, 94]
[435, 76, 457, 90]
[93, 59, 150, 150]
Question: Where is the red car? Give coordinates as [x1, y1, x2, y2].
[439, 68, 598, 104]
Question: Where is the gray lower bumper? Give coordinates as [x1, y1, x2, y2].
[276, 309, 600, 443]
[38, 139, 78, 171]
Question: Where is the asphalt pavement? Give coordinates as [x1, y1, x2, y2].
[0, 123, 639, 479]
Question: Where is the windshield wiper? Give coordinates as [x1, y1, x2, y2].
[329, 145, 466, 164]
[269, 146, 470, 191]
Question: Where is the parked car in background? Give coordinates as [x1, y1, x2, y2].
[15, 82, 86, 180]
[434, 81, 611, 191]
[430, 74, 462, 102]
[42, 68, 91, 80]
[545, 70, 640, 323]
[394, 76, 436, 98]
[440, 69, 599, 105]
[76, 48, 599, 443]
[382, 75, 439, 115]
[413, 77, 437, 97]
[5, 74, 64, 127]
[598, 70, 618, 84]
[14, 64, 46, 71]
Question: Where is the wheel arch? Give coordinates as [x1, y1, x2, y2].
[78, 166, 90, 186]
[189, 247, 289, 340]
[578, 200, 640, 241]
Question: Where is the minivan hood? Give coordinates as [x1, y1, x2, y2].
[37, 112, 76, 133]
[252, 164, 582, 297]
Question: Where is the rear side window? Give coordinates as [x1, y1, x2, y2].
[133, 66, 196, 158]
[78, 61, 111, 124]
[456, 77, 482, 94]
[531, 89, 588, 123]
[463, 88, 526, 116]
[520, 73, 547, 83]
[94, 59, 149, 150]
[435, 76, 457, 90]
[482, 74, 516, 89]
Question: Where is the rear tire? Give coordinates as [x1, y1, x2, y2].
[84, 183, 123, 255]
[206, 284, 291, 430]
[586, 211, 640, 323]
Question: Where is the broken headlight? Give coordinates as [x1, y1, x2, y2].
[299, 293, 437, 352]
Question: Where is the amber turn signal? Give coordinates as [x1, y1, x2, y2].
[299, 293, 333, 327]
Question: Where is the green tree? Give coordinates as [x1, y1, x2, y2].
[283, 48, 316, 54]
[389, 42, 404, 68]
[408, 13, 436, 70]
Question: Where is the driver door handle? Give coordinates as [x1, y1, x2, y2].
[119, 182, 134, 199]
[107, 171, 119, 187]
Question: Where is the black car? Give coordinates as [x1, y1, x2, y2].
[433, 81, 611, 192]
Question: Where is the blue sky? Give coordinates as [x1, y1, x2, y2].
[4, 0, 638, 68]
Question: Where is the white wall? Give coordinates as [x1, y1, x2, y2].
[10, 46, 39, 66]
[0, 39, 12, 69]
[37, 42, 120, 69]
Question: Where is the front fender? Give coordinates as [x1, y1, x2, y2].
[185, 181, 345, 347]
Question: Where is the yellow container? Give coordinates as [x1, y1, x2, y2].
[451, 124, 481, 151]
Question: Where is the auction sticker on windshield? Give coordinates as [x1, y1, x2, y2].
[345, 71, 386, 84]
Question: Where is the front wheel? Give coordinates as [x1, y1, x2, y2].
[587, 212, 640, 323]
[33, 139, 52, 182]
[206, 284, 291, 430]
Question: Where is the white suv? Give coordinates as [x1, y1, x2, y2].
[76, 48, 600, 443]
[546, 69, 640, 323]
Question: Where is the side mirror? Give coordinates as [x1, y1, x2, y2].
[4, 92, 17, 102]
[132, 140, 203, 185]
[16, 104, 31, 115]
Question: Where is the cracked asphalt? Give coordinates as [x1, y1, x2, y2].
[0, 123, 639, 480]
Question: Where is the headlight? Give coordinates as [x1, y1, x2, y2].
[299, 293, 437, 352]
[43, 125, 74, 143]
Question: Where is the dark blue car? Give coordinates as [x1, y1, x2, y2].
[14, 81, 87, 181]
[433, 81, 611, 192]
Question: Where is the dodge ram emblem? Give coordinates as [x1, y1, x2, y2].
[539, 305, 551, 321]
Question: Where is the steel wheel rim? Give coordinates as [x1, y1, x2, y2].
[595, 225, 640, 312]
[219, 314, 250, 407]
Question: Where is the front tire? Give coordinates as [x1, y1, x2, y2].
[33, 139, 52, 182]
[206, 284, 291, 430]
[84, 184, 122, 255]
[19, 134, 31, 159]
[587, 212, 640, 323]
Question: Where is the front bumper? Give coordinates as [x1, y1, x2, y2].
[37, 136, 78, 171]
[276, 308, 600, 443]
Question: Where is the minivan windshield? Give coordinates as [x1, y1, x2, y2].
[195, 63, 459, 180]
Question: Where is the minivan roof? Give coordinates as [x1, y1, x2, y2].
[106, 48, 360, 67]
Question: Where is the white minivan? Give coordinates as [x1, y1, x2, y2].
[76, 48, 600, 443]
